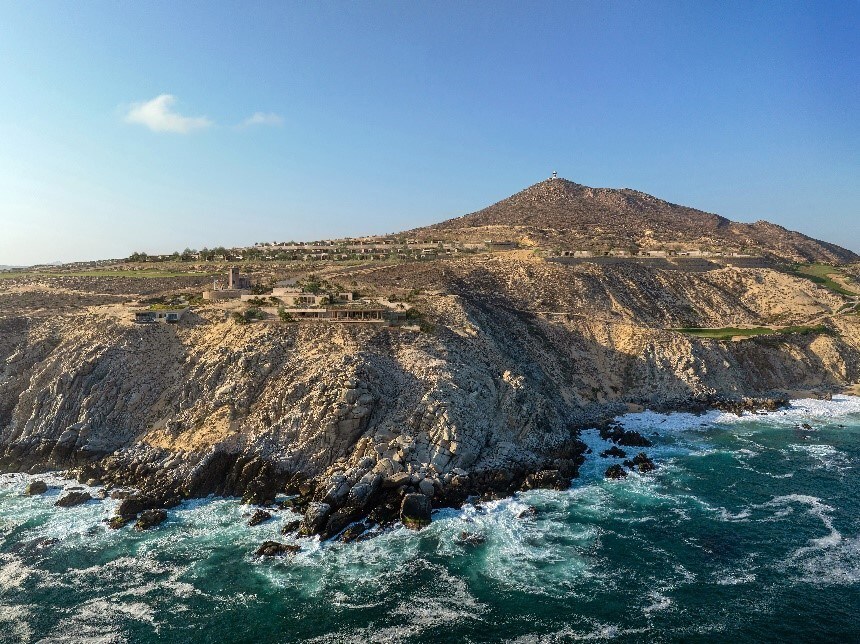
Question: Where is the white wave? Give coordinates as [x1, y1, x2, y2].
[0, 553, 38, 590]
[715, 571, 756, 585]
[789, 444, 851, 472]
[715, 394, 860, 426]
[616, 409, 719, 433]
[0, 603, 33, 642]
[642, 590, 673, 614]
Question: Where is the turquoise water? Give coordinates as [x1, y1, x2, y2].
[2, 397, 860, 643]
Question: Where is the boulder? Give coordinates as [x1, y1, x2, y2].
[400, 493, 432, 529]
[280, 520, 301, 535]
[418, 478, 435, 497]
[382, 472, 412, 489]
[604, 464, 627, 480]
[600, 424, 652, 447]
[522, 469, 569, 490]
[248, 509, 272, 527]
[516, 506, 538, 520]
[600, 446, 627, 458]
[323, 508, 357, 539]
[135, 509, 167, 530]
[624, 452, 655, 473]
[117, 495, 157, 517]
[337, 523, 368, 543]
[23, 480, 48, 496]
[299, 502, 331, 535]
[106, 515, 131, 530]
[455, 531, 486, 546]
[55, 491, 92, 507]
[255, 541, 301, 557]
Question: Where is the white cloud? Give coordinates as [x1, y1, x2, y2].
[240, 112, 284, 128]
[124, 94, 212, 133]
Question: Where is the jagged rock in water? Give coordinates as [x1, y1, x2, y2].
[248, 509, 272, 527]
[600, 425, 652, 447]
[23, 480, 47, 495]
[135, 509, 167, 530]
[255, 541, 300, 557]
[337, 523, 368, 543]
[456, 531, 486, 546]
[106, 515, 131, 530]
[522, 469, 570, 490]
[624, 452, 656, 473]
[600, 446, 628, 458]
[517, 506, 538, 520]
[401, 493, 432, 529]
[299, 502, 331, 536]
[55, 491, 91, 507]
[280, 520, 301, 535]
[605, 464, 628, 480]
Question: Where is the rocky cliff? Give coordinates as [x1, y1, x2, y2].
[1, 257, 859, 539]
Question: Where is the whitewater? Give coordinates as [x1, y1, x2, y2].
[2, 396, 860, 642]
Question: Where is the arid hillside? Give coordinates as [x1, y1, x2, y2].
[411, 178, 857, 263]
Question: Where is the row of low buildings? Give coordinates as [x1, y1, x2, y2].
[203, 270, 399, 324]
[553, 249, 758, 258]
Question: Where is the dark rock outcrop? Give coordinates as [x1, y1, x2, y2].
[605, 464, 628, 480]
[23, 480, 47, 495]
[280, 520, 301, 535]
[106, 515, 131, 530]
[55, 491, 91, 507]
[624, 452, 656, 473]
[600, 446, 627, 458]
[255, 541, 301, 557]
[521, 469, 570, 491]
[299, 502, 331, 536]
[135, 508, 167, 530]
[248, 509, 272, 527]
[400, 493, 432, 529]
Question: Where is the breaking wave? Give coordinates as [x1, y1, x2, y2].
[1, 396, 859, 641]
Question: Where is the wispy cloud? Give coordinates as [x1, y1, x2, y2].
[125, 94, 212, 133]
[240, 112, 284, 128]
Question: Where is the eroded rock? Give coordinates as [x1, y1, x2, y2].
[23, 480, 47, 495]
[401, 493, 431, 529]
[255, 541, 300, 557]
[135, 508, 167, 530]
[248, 509, 272, 527]
[55, 491, 92, 507]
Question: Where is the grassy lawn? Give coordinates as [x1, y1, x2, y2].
[790, 263, 858, 296]
[0, 270, 209, 279]
[675, 324, 830, 340]
[676, 327, 776, 339]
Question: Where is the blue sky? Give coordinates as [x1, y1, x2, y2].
[0, 1, 857, 265]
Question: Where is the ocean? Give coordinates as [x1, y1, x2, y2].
[2, 396, 859, 642]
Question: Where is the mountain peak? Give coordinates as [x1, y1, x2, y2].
[410, 177, 858, 264]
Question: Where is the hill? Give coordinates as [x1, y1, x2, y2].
[411, 177, 857, 263]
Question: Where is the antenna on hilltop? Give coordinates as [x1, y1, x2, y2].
[551, 171, 558, 180]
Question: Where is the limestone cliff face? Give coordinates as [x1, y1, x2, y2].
[1, 261, 859, 535]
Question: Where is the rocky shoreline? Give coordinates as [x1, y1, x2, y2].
[4, 394, 797, 545]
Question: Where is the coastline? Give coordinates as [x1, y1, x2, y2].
[5, 393, 859, 544]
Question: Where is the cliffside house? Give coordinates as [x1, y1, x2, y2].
[134, 307, 188, 324]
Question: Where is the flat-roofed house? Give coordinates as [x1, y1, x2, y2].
[134, 307, 188, 324]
